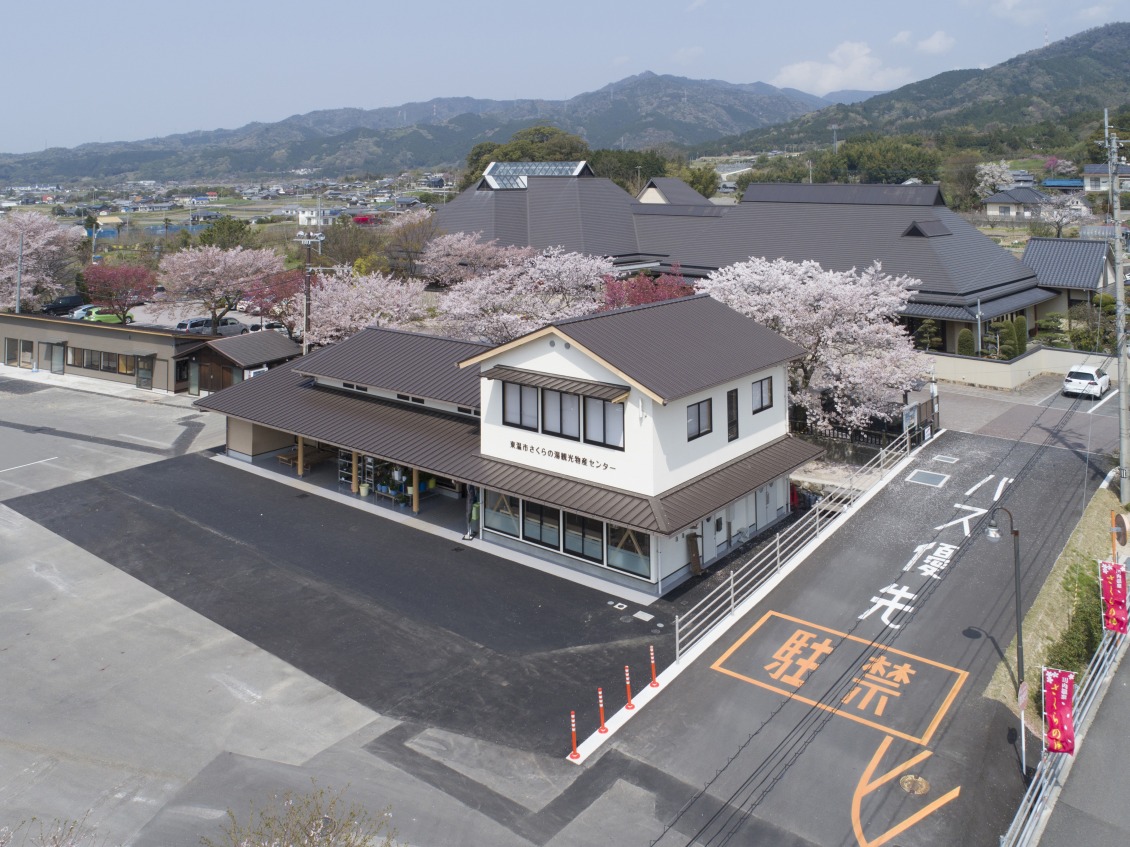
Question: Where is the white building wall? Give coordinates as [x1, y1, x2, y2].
[477, 336, 790, 497]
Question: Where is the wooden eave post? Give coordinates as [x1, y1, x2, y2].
[351, 450, 359, 494]
[411, 467, 420, 514]
[296, 437, 305, 478]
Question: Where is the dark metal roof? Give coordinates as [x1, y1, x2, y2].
[900, 302, 980, 321]
[294, 327, 488, 408]
[976, 287, 1059, 321]
[207, 332, 301, 368]
[1022, 238, 1110, 291]
[194, 362, 822, 535]
[643, 178, 714, 205]
[903, 218, 951, 238]
[741, 183, 945, 206]
[549, 295, 806, 403]
[983, 187, 1050, 205]
[481, 365, 629, 402]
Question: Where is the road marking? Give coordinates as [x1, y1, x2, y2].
[0, 457, 58, 474]
[1088, 388, 1118, 414]
[963, 475, 994, 496]
[851, 735, 961, 847]
[933, 504, 987, 536]
[992, 476, 1013, 501]
[712, 611, 968, 745]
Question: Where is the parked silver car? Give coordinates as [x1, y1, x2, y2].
[176, 316, 249, 336]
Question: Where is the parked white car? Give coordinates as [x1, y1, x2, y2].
[1062, 364, 1110, 399]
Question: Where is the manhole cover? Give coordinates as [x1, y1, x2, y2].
[899, 774, 930, 795]
[906, 469, 949, 488]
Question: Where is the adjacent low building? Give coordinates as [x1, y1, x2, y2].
[195, 295, 823, 596]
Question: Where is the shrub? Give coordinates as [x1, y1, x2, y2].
[957, 328, 975, 356]
[1043, 564, 1103, 679]
[1014, 315, 1028, 354]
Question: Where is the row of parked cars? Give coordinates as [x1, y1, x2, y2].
[40, 293, 264, 335]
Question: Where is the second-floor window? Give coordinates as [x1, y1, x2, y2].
[687, 398, 712, 441]
[752, 376, 773, 414]
[503, 382, 538, 431]
[584, 397, 625, 450]
[542, 389, 580, 440]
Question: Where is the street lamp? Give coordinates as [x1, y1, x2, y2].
[985, 506, 1027, 776]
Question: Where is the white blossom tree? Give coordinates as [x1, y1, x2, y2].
[1038, 192, 1087, 237]
[419, 232, 533, 287]
[157, 246, 284, 331]
[0, 211, 85, 310]
[440, 247, 612, 343]
[306, 267, 427, 347]
[697, 257, 929, 430]
[975, 160, 1013, 199]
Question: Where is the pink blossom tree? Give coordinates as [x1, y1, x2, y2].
[157, 246, 283, 332]
[0, 211, 85, 310]
[238, 268, 306, 338]
[697, 257, 929, 430]
[82, 262, 157, 324]
[419, 232, 534, 287]
[440, 247, 612, 343]
[603, 266, 695, 310]
[306, 267, 427, 347]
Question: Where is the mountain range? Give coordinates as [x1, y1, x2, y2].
[2, 22, 1129, 185]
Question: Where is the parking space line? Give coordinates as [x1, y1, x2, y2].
[1088, 388, 1118, 414]
[0, 457, 58, 474]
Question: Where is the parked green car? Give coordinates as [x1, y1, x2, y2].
[83, 306, 134, 324]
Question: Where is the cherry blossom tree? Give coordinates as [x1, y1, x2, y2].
[1038, 192, 1087, 237]
[306, 267, 427, 347]
[383, 208, 438, 278]
[238, 268, 305, 338]
[603, 266, 694, 310]
[697, 257, 929, 430]
[82, 262, 157, 324]
[419, 232, 533, 287]
[157, 245, 283, 331]
[440, 247, 612, 343]
[975, 160, 1013, 199]
[0, 211, 85, 310]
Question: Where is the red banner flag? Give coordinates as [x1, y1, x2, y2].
[1099, 560, 1128, 635]
[1043, 668, 1076, 755]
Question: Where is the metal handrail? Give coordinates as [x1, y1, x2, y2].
[999, 630, 1126, 847]
[674, 431, 912, 660]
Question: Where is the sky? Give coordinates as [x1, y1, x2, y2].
[4, 0, 1127, 155]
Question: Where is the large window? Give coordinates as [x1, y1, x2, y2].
[502, 382, 538, 431]
[584, 397, 625, 450]
[564, 511, 603, 563]
[522, 501, 561, 548]
[3, 338, 17, 367]
[542, 389, 580, 440]
[752, 376, 773, 414]
[687, 398, 712, 441]
[484, 491, 519, 536]
[607, 524, 651, 577]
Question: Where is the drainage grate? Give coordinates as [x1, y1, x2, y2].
[906, 469, 949, 488]
[934, 455, 959, 464]
[899, 774, 930, 795]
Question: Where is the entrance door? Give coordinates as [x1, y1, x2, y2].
[188, 360, 200, 396]
[136, 355, 155, 390]
[45, 342, 65, 375]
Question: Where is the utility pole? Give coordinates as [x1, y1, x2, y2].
[294, 229, 324, 356]
[1105, 111, 1129, 505]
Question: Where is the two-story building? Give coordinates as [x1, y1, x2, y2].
[195, 295, 822, 596]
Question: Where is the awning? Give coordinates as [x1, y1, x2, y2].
[482, 365, 630, 403]
[974, 287, 1058, 321]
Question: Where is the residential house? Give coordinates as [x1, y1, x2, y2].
[1081, 163, 1130, 193]
[982, 187, 1051, 219]
[1021, 238, 1115, 317]
[194, 296, 822, 596]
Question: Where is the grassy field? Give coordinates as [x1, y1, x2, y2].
[983, 481, 1119, 725]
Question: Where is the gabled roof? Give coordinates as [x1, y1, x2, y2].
[640, 177, 713, 206]
[1021, 238, 1110, 291]
[461, 295, 804, 405]
[295, 327, 488, 408]
[1082, 163, 1130, 175]
[983, 187, 1050, 205]
[206, 331, 301, 368]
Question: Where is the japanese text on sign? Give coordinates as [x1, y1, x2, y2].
[509, 440, 614, 471]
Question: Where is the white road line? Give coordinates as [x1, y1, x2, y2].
[0, 457, 58, 474]
[1037, 388, 1062, 406]
[993, 477, 1013, 501]
[1088, 388, 1118, 414]
[964, 475, 994, 496]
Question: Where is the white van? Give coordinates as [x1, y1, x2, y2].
[176, 316, 249, 336]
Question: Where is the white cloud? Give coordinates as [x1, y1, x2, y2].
[771, 41, 910, 95]
[674, 45, 704, 64]
[1078, 4, 1112, 20]
[917, 30, 955, 55]
[686, 0, 708, 10]
[891, 31, 912, 45]
[611, 55, 630, 66]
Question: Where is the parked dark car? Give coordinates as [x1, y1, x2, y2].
[41, 294, 85, 316]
